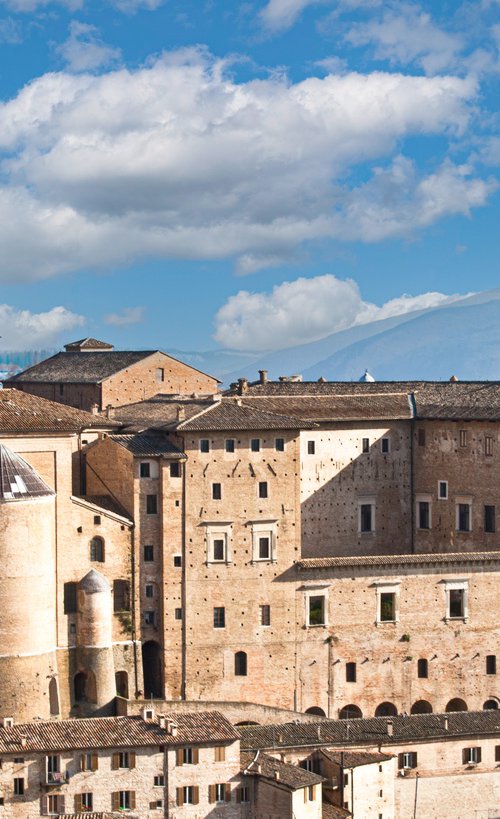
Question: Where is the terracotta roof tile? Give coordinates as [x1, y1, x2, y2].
[0, 389, 118, 433]
[297, 551, 500, 571]
[179, 399, 307, 431]
[112, 395, 214, 431]
[109, 432, 185, 458]
[320, 749, 393, 767]
[7, 351, 158, 384]
[241, 751, 323, 789]
[239, 394, 412, 422]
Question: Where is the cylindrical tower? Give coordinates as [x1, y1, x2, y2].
[76, 569, 116, 716]
[0, 445, 59, 721]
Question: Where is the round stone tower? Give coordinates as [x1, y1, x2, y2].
[76, 569, 116, 716]
[0, 445, 60, 721]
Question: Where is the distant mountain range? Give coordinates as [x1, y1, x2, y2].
[174, 287, 500, 384]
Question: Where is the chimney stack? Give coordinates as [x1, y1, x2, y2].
[443, 716, 449, 731]
[105, 404, 114, 419]
[176, 407, 185, 421]
[238, 378, 248, 395]
[259, 369, 268, 385]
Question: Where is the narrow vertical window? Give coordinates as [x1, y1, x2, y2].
[250, 438, 260, 452]
[235, 651, 247, 676]
[362, 438, 369, 453]
[485, 505, 496, 533]
[275, 438, 285, 451]
[459, 429, 467, 447]
[307, 440, 315, 455]
[258, 481, 268, 499]
[417, 658, 428, 678]
[260, 605, 271, 626]
[486, 655, 496, 675]
[212, 483, 222, 500]
[225, 439, 235, 453]
[438, 481, 448, 499]
[485, 435, 493, 456]
[381, 437, 390, 453]
[418, 501, 430, 530]
[346, 662, 356, 682]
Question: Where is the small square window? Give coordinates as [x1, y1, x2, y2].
[214, 607, 225, 628]
[174, 608, 182, 620]
[140, 462, 151, 478]
[275, 438, 285, 452]
[307, 440, 315, 455]
[146, 494, 158, 515]
[144, 610, 155, 626]
[200, 439, 210, 453]
[250, 438, 260, 452]
[438, 480, 448, 500]
[170, 462, 181, 478]
[362, 437, 369, 453]
[260, 604, 271, 626]
[381, 437, 390, 453]
[225, 439, 235, 453]
[154, 774, 165, 787]
[173, 555, 182, 567]
[144, 545, 154, 562]
[308, 595, 326, 626]
[212, 483, 222, 500]
[258, 481, 268, 499]
[94, 515, 101, 525]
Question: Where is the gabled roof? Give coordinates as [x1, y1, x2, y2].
[239, 394, 412, 422]
[320, 749, 393, 767]
[109, 432, 185, 459]
[112, 395, 214, 432]
[241, 751, 324, 789]
[7, 350, 158, 384]
[0, 445, 54, 502]
[64, 338, 114, 351]
[178, 399, 309, 432]
[0, 389, 119, 433]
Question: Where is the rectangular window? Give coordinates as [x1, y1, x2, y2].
[258, 481, 268, 499]
[307, 440, 315, 455]
[308, 595, 326, 626]
[173, 554, 182, 567]
[214, 746, 226, 762]
[182, 747, 197, 765]
[485, 435, 493, 456]
[80, 753, 98, 772]
[258, 536, 270, 560]
[213, 607, 225, 628]
[250, 438, 260, 452]
[359, 503, 374, 533]
[418, 501, 430, 530]
[200, 439, 210, 453]
[275, 438, 285, 451]
[417, 658, 428, 678]
[362, 437, 369, 453]
[485, 505, 496, 533]
[225, 439, 235, 453]
[486, 654, 496, 675]
[457, 503, 471, 532]
[118, 752, 130, 769]
[212, 537, 226, 562]
[13, 778, 24, 795]
[381, 437, 390, 453]
[146, 494, 158, 515]
[214, 783, 225, 803]
[260, 604, 271, 626]
[237, 786, 250, 803]
[144, 545, 154, 562]
[459, 429, 467, 447]
[307, 785, 316, 802]
[346, 662, 356, 682]
[154, 774, 165, 787]
[46, 754, 61, 783]
[212, 483, 222, 500]
[174, 608, 182, 620]
[463, 747, 481, 765]
[81, 792, 93, 810]
[438, 480, 448, 499]
[140, 462, 151, 478]
[113, 580, 131, 612]
[145, 583, 154, 598]
[449, 588, 465, 618]
[64, 582, 77, 614]
[399, 752, 417, 769]
[170, 462, 181, 478]
[144, 610, 155, 626]
[156, 368, 164, 383]
[380, 592, 396, 622]
[47, 795, 65, 813]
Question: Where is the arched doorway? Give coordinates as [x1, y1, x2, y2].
[115, 671, 129, 699]
[49, 678, 59, 716]
[339, 704, 362, 719]
[411, 700, 432, 715]
[483, 699, 498, 710]
[74, 670, 97, 704]
[305, 707, 326, 717]
[446, 698, 467, 712]
[142, 641, 163, 698]
[375, 702, 398, 717]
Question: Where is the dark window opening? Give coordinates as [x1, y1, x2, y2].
[362, 437, 369, 453]
[213, 607, 225, 629]
[360, 504, 373, 532]
[170, 462, 181, 478]
[260, 605, 271, 626]
[225, 439, 235, 453]
[275, 438, 285, 451]
[213, 538, 225, 561]
[381, 437, 390, 453]
[458, 503, 470, 532]
[307, 440, 315, 455]
[380, 592, 396, 622]
[173, 555, 182, 567]
[140, 462, 151, 478]
[212, 483, 222, 500]
[146, 494, 158, 515]
[235, 651, 247, 676]
[250, 438, 260, 452]
[144, 545, 154, 562]
[90, 536, 105, 562]
[449, 589, 465, 618]
[486, 654, 496, 675]
[346, 662, 356, 683]
[200, 439, 210, 453]
[258, 536, 270, 560]
[418, 501, 430, 530]
[485, 505, 496, 533]
[113, 580, 131, 612]
[308, 595, 325, 626]
[258, 481, 268, 499]
[438, 481, 448, 499]
[64, 582, 77, 614]
[417, 658, 428, 678]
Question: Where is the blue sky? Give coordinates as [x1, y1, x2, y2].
[0, 0, 499, 353]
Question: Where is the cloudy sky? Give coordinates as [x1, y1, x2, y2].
[0, 0, 499, 352]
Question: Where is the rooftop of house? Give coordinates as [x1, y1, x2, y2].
[7, 350, 159, 384]
[241, 751, 324, 789]
[0, 389, 119, 434]
[297, 550, 500, 572]
[0, 712, 239, 754]
[239, 711, 500, 751]
[178, 398, 309, 432]
[111, 394, 215, 432]
[319, 749, 393, 767]
[64, 338, 115, 351]
[108, 431, 185, 459]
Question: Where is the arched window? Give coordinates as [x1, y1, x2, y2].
[417, 659, 428, 678]
[446, 698, 467, 712]
[115, 671, 129, 699]
[375, 702, 398, 717]
[483, 699, 498, 710]
[90, 536, 105, 563]
[339, 704, 362, 719]
[411, 700, 432, 715]
[235, 651, 247, 676]
[305, 707, 326, 717]
[49, 678, 59, 716]
[74, 670, 97, 704]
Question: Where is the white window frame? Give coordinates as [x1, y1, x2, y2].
[304, 587, 329, 628]
[215, 783, 225, 803]
[204, 523, 232, 565]
[438, 480, 448, 500]
[250, 521, 277, 563]
[358, 497, 376, 534]
[139, 459, 159, 479]
[444, 579, 469, 622]
[416, 494, 432, 530]
[374, 581, 400, 625]
[455, 497, 472, 532]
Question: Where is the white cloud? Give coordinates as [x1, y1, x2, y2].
[56, 22, 121, 73]
[104, 306, 145, 325]
[260, 0, 325, 32]
[214, 274, 462, 351]
[0, 305, 84, 350]
[0, 17, 22, 43]
[346, 5, 464, 74]
[0, 51, 487, 281]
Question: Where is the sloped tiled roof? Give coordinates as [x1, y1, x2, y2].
[0, 389, 119, 433]
[7, 350, 158, 384]
[0, 712, 239, 754]
[179, 399, 307, 431]
[109, 432, 185, 459]
[297, 551, 500, 571]
[239, 711, 500, 751]
[241, 751, 323, 789]
[320, 749, 393, 767]
[239, 394, 412, 422]
[65, 338, 114, 351]
[322, 805, 351, 819]
[75, 495, 132, 520]
[112, 395, 214, 432]
[0, 445, 54, 501]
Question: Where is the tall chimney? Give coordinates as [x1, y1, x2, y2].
[259, 370, 268, 385]
[238, 378, 248, 395]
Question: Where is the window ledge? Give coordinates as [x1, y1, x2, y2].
[376, 619, 399, 626]
[445, 616, 468, 624]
